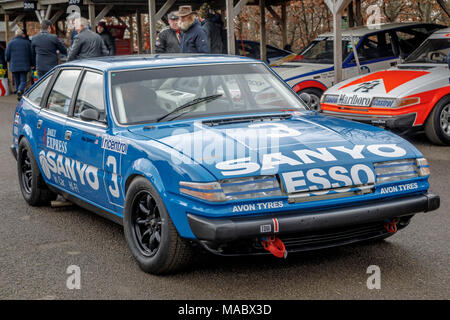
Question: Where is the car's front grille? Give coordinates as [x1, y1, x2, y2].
[287, 184, 374, 203]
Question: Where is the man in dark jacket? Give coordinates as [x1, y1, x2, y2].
[97, 21, 116, 56]
[31, 20, 67, 78]
[68, 18, 108, 61]
[198, 4, 224, 54]
[156, 12, 181, 53]
[176, 6, 210, 54]
[5, 29, 33, 98]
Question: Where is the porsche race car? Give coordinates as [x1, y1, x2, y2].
[321, 27, 450, 145]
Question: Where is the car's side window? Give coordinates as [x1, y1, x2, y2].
[356, 32, 395, 62]
[26, 75, 52, 106]
[73, 71, 106, 122]
[46, 69, 81, 115]
[396, 28, 431, 56]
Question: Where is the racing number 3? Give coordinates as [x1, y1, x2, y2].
[106, 155, 120, 198]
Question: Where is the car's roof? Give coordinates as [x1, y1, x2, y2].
[429, 26, 450, 38]
[61, 54, 258, 72]
[317, 22, 443, 38]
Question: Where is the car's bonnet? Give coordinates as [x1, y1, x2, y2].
[128, 113, 420, 180]
[326, 67, 444, 98]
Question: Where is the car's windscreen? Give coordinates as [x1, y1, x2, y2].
[110, 63, 306, 125]
[298, 37, 356, 64]
[405, 38, 450, 64]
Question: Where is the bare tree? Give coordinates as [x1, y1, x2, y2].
[382, 0, 406, 22]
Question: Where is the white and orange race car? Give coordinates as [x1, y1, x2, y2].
[320, 27, 450, 145]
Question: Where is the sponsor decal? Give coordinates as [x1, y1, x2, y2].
[13, 126, 18, 136]
[260, 224, 272, 233]
[232, 201, 284, 213]
[101, 135, 128, 154]
[338, 93, 371, 107]
[281, 164, 375, 195]
[39, 150, 99, 191]
[14, 113, 20, 125]
[44, 128, 67, 154]
[216, 144, 407, 177]
[380, 182, 418, 194]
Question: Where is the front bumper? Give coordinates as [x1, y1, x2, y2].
[187, 192, 439, 243]
[321, 110, 416, 129]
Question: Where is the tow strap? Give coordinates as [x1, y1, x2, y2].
[384, 218, 400, 234]
[261, 236, 287, 258]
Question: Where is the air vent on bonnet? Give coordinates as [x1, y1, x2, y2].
[202, 114, 292, 127]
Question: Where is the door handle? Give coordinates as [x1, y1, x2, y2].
[37, 119, 42, 129]
[65, 130, 72, 141]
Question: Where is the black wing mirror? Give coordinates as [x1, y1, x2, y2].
[79, 108, 100, 122]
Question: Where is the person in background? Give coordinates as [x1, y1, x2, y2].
[198, 3, 224, 54]
[155, 12, 181, 53]
[5, 29, 33, 99]
[68, 17, 109, 61]
[97, 21, 116, 56]
[176, 5, 210, 54]
[31, 20, 67, 78]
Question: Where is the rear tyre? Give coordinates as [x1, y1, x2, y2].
[297, 88, 323, 111]
[425, 96, 450, 145]
[17, 138, 57, 206]
[123, 177, 194, 274]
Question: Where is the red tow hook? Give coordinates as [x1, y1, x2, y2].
[384, 218, 400, 234]
[261, 236, 287, 258]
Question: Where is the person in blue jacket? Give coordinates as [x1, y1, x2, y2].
[5, 29, 33, 98]
[31, 20, 67, 78]
[176, 5, 210, 54]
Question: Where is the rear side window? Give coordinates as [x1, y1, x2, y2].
[26, 75, 52, 105]
[74, 72, 105, 121]
[46, 69, 81, 115]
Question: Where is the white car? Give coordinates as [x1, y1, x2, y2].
[274, 22, 444, 109]
[321, 27, 450, 145]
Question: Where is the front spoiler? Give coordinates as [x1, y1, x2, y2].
[187, 192, 440, 243]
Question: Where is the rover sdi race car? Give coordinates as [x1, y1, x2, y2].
[321, 27, 450, 145]
[11, 55, 440, 274]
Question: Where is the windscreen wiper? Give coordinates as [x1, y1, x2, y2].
[156, 94, 223, 122]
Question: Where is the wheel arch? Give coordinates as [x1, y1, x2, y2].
[423, 92, 450, 124]
[292, 80, 327, 94]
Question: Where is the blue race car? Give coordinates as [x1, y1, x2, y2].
[11, 55, 440, 274]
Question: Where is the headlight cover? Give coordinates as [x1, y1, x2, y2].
[371, 97, 420, 108]
[321, 94, 339, 104]
[371, 97, 396, 108]
[180, 175, 282, 202]
[374, 158, 429, 183]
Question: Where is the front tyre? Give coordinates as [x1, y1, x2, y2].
[17, 138, 57, 206]
[425, 96, 450, 145]
[123, 177, 194, 274]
